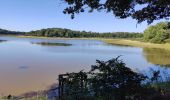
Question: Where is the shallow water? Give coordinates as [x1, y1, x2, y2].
[0, 36, 170, 95]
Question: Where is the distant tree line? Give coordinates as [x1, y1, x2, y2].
[0, 28, 143, 38]
[25, 28, 143, 38]
[0, 29, 24, 35]
[1, 22, 170, 44]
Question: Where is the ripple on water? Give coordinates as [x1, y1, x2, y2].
[18, 66, 29, 69]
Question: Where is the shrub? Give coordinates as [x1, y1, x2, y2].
[144, 22, 170, 43]
[59, 57, 167, 100]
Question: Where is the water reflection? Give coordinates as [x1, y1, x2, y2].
[143, 48, 170, 66]
[0, 36, 170, 95]
[0, 40, 7, 43]
[32, 42, 72, 46]
[18, 66, 29, 69]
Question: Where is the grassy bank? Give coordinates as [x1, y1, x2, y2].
[103, 39, 170, 50]
[17, 36, 170, 50]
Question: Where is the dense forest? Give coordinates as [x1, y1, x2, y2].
[26, 28, 143, 38]
[143, 22, 170, 43]
[0, 28, 143, 38]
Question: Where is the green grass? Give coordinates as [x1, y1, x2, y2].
[103, 38, 170, 50]
[15, 36, 170, 50]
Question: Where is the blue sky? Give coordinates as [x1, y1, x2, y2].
[0, 0, 164, 32]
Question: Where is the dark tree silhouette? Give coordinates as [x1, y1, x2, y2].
[7, 94, 12, 99]
[62, 0, 170, 24]
[58, 57, 168, 100]
[0, 29, 24, 35]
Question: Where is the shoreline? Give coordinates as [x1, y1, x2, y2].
[1, 35, 170, 50]
[0, 35, 170, 99]
[103, 39, 170, 50]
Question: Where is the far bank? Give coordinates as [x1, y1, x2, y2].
[3, 35, 170, 50]
[102, 39, 170, 50]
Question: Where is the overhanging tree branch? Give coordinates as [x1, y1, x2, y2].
[62, 0, 170, 24]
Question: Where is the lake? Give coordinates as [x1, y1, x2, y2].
[0, 36, 170, 95]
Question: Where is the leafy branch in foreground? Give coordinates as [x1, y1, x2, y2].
[59, 57, 170, 100]
[62, 0, 170, 24]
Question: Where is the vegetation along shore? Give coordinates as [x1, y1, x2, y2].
[1, 22, 170, 50]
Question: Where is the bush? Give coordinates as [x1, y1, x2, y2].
[144, 26, 157, 41]
[59, 57, 167, 100]
[144, 22, 170, 43]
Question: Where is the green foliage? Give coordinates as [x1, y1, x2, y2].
[0, 28, 143, 39]
[89, 58, 147, 100]
[0, 29, 24, 35]
[144, 26, 157, 41]
[25, 28, 143, 38]
[144, 22, 170, 43]
[59, 57, 166, 100]
[63, 0, 170, 24]
[60, 71, 92, 100]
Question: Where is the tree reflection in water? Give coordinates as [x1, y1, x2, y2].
[0, 40, 7, 43]
[143, 48, 170, 66]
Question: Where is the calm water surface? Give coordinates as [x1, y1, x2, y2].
[0, 36, 170, 95]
